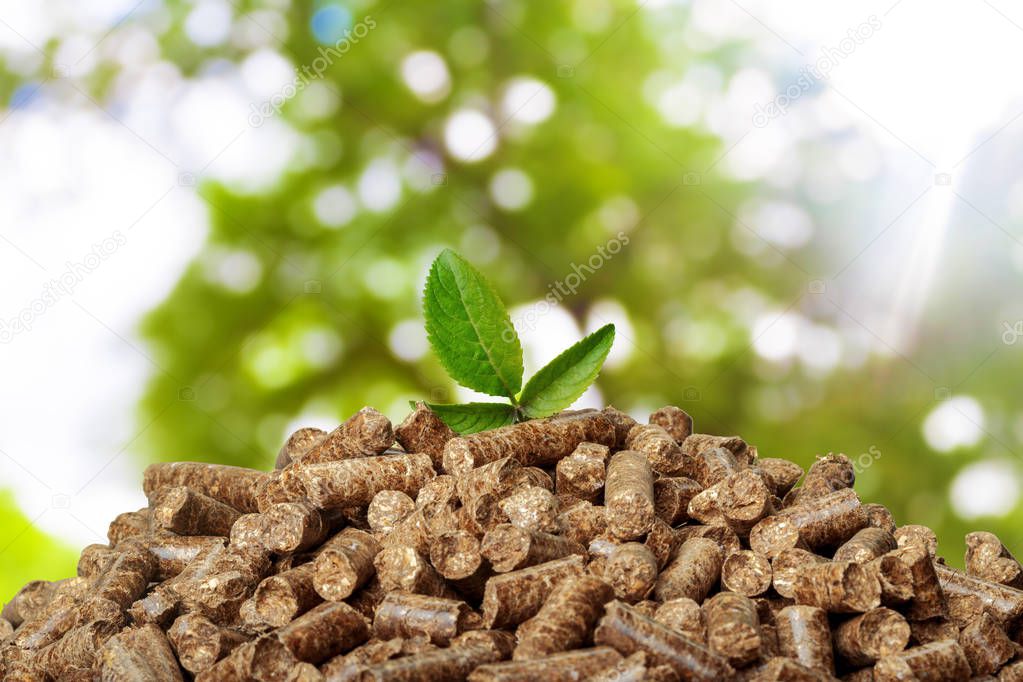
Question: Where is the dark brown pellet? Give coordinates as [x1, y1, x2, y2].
[367, 490, 416, 534]
[775, 605, 834, 674]
[514, 574, 614, 660]
[555, 446, 607, 502]
[255, 470, 295, 513]
[498, 486, 559, 533]
[145, 533, 225, 581]
[789, 453, 855, 505]
[153, 486, 243, 537]
[653, 476, 702, 526]
[649, 406, 694, 443]
[834, 527, 898, 564]
[275, 427, 327, 470]
[958, 611, 1015, 676]
[908, 617, 960, 645]
[965, 531, 1023, 589]
[792, 561, 881, 613]
[395, 402, 457, 468]
[604, 542, 658, 603]
[863, 503, 897, 535]
[721, 550, 773, 597]
[594, 600, 734, 680]
[605, 451, 656, 540]
[675, 524, 742, 555]
[2, 579, 62, 628]
[287, 453, 435, 509]
[893, 524, 938, 556]
[442, 411, 615, 477]
[361, 644, 499, 681]
[603, 406, 639, 449]
[374, 547, 458, 599]
[35, 619, 119, 679]
[833, 607, 910, 667]
[869, 554, 915, 607]
[143, 462, 266, 513]
[873, 639, 970, 681]
[688, 447, 742, 488]
[934, 562, 1023, 627]
[253, 561, 322, 626]
[373, 592, 474, 646]
[627, 424, 687, 476]
[229, 513, 268, 552]
[750, 488, 866, 557]
[430, 530, 484, 580]
[77, 544, 119, 579]
[556, 500, 608, 546]
[643, 517, 676, 569]
[654, 537, 723, 603]
[754, 458, 804, 499]
[681, 433, 749, 463]
[469, 647, 623, 682]
[888, 546, 947, 621]
[278, 601, 369, 663]
[97, 623, 183, 681]
[703, 591, 761, 666]
[301, 407, 394, 463]
[653, 598, 706, 644]
[481, 555, 584, 629]
[107, 508, 152, 545]
[167, 613, 250, 674]
[92, 544, 156, 609]
[718, 469, 776, 536]
[481, 524, 585, 572]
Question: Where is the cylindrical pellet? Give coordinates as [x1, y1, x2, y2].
[396, 402, 458, 468]
[481, 524, 585, 573]
[498, 486, 560, 533]
[34, 620, 120, 679]
[717, 469, 775, 536]
[312, 528, 381, 601]
[97, 623, 184, 682]
[368, 490, 416, 534]
[594, 600, 734, 680]
[681, 433, 749, 463]
[287, 453, 435, 509]
[703, 591, 762, 667]
[143, 462, 266, 513]
[934, 562, 1023, 627]
[301, 407, 394, 463]
[894, 524, 938, 555]
[374, 547, 457, 599]
[264, 501, 333, 554]
[361, 644, 499, 681]
[789, 453, 854, 505]
[873, 640, 971, 682]
[721, 550, 773, 597]
[792, 561, 881, 613]
[754, 458, 804, 498]
[430, 530, 484, 580]
[627, 423, 687, 476]
[253, 562, 322, 627]
[167, 613, 250, 674]
[964, 531, 1023, 588]
[603, 406, 639, 449]
[481, 555, 585, 628]
[862, 502, 897, 534]
[556, 500, 608, 547]
[775, 605, 834, 674]
[145, 533, 225, 581]
[750, 488, 866, 556]
[675, 524, 741, 556]
[275, 426, 327, 469]
[889, 546, 947, 621]
[468, 647, 623, 682]
[373, 592, 474, 646]
[605, 451, 656, 540]
[653, 598, 705, 644]
[555, 447, 607, 502]
[513, 575, 614, 660]
[604, 542, 658, 603]
[277, 601, 369, 663]
[832, 607, 910, 667]
[653, 476, 702, 526]
[152, 486, 242, 536]
[654, 537, 723, 603]
[959, 610, 1015, 675]
[833, 527, 898, 564]
[648, 405, 693, 443]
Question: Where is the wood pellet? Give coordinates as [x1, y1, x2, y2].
[5, 403, 1023, 681]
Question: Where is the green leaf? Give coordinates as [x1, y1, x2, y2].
[423, 249, 523, 399]
[425, 402, 517, 434]
[518, 324, 616, 419]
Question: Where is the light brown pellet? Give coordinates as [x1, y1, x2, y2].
[374, 546, 458, 599]
[703, 591, 762, 666]
[908, 617, 960, 645]
[481, 555, 585, 629]
[750, 488, 866, 557]
[721, 550, 773, 597]
[675, 524, 742, 555]
[469, 647, 623, 682]
[604, 542, 659, 603]
[143, 462, 266, 513]
[301, 407, 394, 463]
[367, 490, 416, 535]
[97, 623, 184, 681]
[935, 562, 1023, 627]
[605, 451, 656, 540]
[862, 502, 897, 535]
[253, 561, 322, 627]
[681, 433, 749, 463]
[34, 619, 119, 679]
[958, 611, 1015, 676]
[775, 605, 834, 674]
[167, 613, 250, 674]
[649, 405, 694, 443]
[654, 537, 723, 603]
[965, 531, 1023, 589]
[603, 406, 639, 449]
[361, 644, 499, 681]
[833, 527, 898, 564]
[278, 600, 370, 664]
[275, 427, 327, 470]
[286, 453, 435, 509]
[893, 524, 939, 556]
[594, 600, 734, 680]
[688, 447, 742, 488]
[152, 486, 242, 537]
[311, 528, 380, 601]
[717, 469, 776, 536]
[789, 453, 855, 505]
[396, 402, 457, 468]
[264, 501, 333, 554]
[481, 524, 585, 573]
[627, 423, 688, 476]
[144, 533, 225, 581]
[653, 598, 706, 644]
[498, 486, 559, 533]
[555, 446, 607, 502]
[556, 500, 608, 546]
[888, 546, 947, 621]
[833, 607, 910, 667]
[372, 592, 474, 646]
[754, 458, 804, 498]
[107, 508, 152, 545]
[643, 518, 676, 569]
[869, 554, 915, 607]
[514, 574, 614, 660]
[873, 639, 970, 682]
[792, 561, 881, 613]
[430, 530, 484, 580]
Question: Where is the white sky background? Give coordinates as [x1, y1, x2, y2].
[2, 0, 1023, 546]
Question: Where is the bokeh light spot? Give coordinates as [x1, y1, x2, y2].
[923, 396, 986, 453]
[950, 460, 1020, 519]
[310, 4, 352, 45]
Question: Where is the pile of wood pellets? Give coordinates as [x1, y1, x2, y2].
[4, 403, 1023, 681]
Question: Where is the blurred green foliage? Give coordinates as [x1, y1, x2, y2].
[0, 491, 78, 599]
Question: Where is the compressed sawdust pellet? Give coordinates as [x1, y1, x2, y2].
[301, 407, 394, 464]
[605, 450, 656, 540]
[604, 542, 658, 603]
[513, 574, 614, 660]
[395, 402, 457, 468]
[721, 550, 773, 597]
[15, 403, 1023, 680]
[594, 600, 734, 680]
[873, 639, 971, 681]
[649, 405, 694, 443]
[275, 427, 328, 470]
[774, 605, 834, 674]
[832, 607, 910, 667]
[367, 490, 415, 535]
[372, 592, 473, 646]
[965, 531, 1023, 588]
[97, 623, 183, 681]
[143, 462, 266, 513]
[481, 524, 585, 572]
[655, 537, 723, 603]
